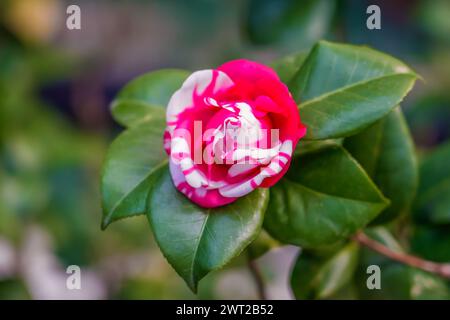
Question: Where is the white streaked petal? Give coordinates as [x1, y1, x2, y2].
[232, 144, 281, 163]
[166, 70, 234, 133]
[179, 158, 193, 168]
[261, 161, 283, 177]
[219, 180, 254, 198]
[185, 169, 208, 189]
[213, 72, 235, 94]
[169, 160, 186, 187]
[170, 159, 210, 191]
[171, 137, 190, 154]
[279, 140, 293, 155]
[228, 162, 259, 178]
[220, 140, 294, 198]
[195, 188, 207, 198]
[219, 175, 264, 198]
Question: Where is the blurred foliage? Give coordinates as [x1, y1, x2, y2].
[416, 0, 450, 45]
[2, 0, 61, 45]
[405, 94, 450, 148]
[0, 280, 30, 299]
[413, 142, 450, 225]
[245, 0, 335, 51]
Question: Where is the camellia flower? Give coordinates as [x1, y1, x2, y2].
[164, 59, 306, 208]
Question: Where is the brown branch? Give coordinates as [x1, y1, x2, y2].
[247, 254, 267, 300]
[353, 231, 450, 279]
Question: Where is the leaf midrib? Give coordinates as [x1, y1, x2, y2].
[297, 72, 416, 110]
[186, 191, 267, 290]
[289, 147, 389, 205]
[284, 177, 387, 206]
[189, 209, 210, 289]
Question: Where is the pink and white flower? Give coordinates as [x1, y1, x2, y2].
[164, 59, 306, 208]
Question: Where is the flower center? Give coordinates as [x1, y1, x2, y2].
[204, 97, 279, 165]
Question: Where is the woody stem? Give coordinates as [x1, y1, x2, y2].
[353, 231, 450, 279]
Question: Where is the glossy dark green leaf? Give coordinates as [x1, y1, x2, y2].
[291, 242, 359, 299]
[264, 146, 389, 248]
[245, 0, 335, 50]
[291, 41, 418, 140]
[270, 52, 308, 84]
[294, 138, 342, 157]
[101, 117, 167, 229]
[414, 141, 450, 224]
[147, 168, 269, 292]
[112, 101, 166, 128]
[111, 69, 189, 127]
[344, 108, 418, 224]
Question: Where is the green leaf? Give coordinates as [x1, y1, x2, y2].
[264, 145, 388, 248]
[291, 242, 359, 299]
[101, 117, 167, 229]
[112, 101, 166, 128]
[294, 138, 342, 157]
[291, 41, 418, 140]
[344, 107, 418, 224]
[147, 168, 269, 292]
[270, 52, 308, 84]
[111, 69, 189, 127]
[414, 141, 450, 224]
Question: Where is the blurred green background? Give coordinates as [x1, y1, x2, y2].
[0, 0, 449, 299]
